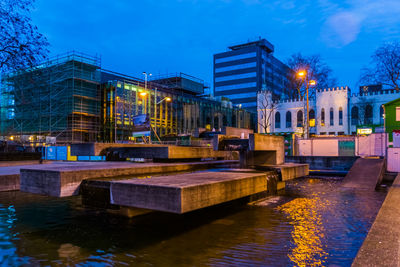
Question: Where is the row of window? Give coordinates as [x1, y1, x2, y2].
[273, 105, 384, 129]
[215, 82, 257, 92]
[215, 52, 256, 64]
[215, 62, 257, 73]
[215, 72, 257, 82]
[274, 108, 344, 128]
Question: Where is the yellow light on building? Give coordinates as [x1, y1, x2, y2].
[357, 128, 372, 135]
[140, 92, 147, 97]
[309, 80, 316, 86]
[10, 136, 14, 141]
[309, 119, 315, 127]
[165, 97, 171, 102]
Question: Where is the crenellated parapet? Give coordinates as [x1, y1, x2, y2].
[351, 89, 400, 98]
[317, 86, 349, 93]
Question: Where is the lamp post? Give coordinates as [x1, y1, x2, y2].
[155, 95, 171, 137]
[297, 70, 316, 138]
[142, 72, 152, 115]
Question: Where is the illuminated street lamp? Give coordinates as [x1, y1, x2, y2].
[296, 70, 317, 138]
[154, 95, 172, 138]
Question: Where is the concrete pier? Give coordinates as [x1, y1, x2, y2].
[255, 163, 309, 181]
[20, 161, 237, 197]
[109, 170, 278, 214]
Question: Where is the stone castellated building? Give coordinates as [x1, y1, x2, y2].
[257, 86, 400, 135]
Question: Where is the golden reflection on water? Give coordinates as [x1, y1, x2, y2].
[277, 195, 329, 267]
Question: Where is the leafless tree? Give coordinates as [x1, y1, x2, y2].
[360, 42, 400, 90]
[286, 53, 337, 99]
[0, 0, 49, 73]
[257, 91, 278, 133]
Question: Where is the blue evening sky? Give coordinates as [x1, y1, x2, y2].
[32, 0, 400, 91]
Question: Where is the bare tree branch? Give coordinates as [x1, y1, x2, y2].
[0, 0, 49, 73]
[360, 42, 400, 91]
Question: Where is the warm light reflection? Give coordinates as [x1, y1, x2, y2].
[277, 196, 329, 266]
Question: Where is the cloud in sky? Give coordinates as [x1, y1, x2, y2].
[320, 0, 400, 47]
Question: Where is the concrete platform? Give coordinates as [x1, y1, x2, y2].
[71, 143, 237, 160]
[20, 160, 238, 197]
[342, 158, 385, 190]
[352, 174, 400, 267]
[110, 171, 278, 214]
[255, 163, 309, 181]
[0, 161, 54, 191]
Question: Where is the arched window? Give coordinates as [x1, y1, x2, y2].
[380, 105, 384, 125]
[286, 111, 292, 128]
[297, 110, 303, 127]
[330, 108, 334, 126]
[365, 104, 373, 125]
[275, 112, 281, 128]
[321, 108, 325, 126]
[339, 107, 343, 125]
[351, 106, 359, 125]
[309, 109, 315, 127]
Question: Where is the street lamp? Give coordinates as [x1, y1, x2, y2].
[297, 70, 316, 138]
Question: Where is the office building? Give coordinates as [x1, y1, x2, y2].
[213, 38, 292, 112]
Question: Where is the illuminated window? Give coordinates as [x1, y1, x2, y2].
[396, 107, 400, 121]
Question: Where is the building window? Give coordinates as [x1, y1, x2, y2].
[364, 104, 373, 125]
[309, 109, 315, 127]
[286, 111, 292, 128]
[321, 108, 325, 126]
[339, 107, 343, 125]
[320, 132, 326, 135]
[396, 107, 400, 121]
[330, 108, 334, 126]
[275, 112, 281, 128]
[351, 106, 359, 125]
[338, 131, 345, 135]
[297, 110, 303, 127]
[329, 132, 335, 135]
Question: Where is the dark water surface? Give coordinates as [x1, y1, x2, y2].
[0, 177, 386, 266]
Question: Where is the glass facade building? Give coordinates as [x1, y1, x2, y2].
[213, 38, 292, 113]
[0, 53, 251, 143]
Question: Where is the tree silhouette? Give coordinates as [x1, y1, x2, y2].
[0, 0, 49, 73]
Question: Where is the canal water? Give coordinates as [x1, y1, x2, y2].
[0, 176, 386, 266]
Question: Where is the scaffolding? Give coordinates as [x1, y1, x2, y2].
[0, 51, 101, 143]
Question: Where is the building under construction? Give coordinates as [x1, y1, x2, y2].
[0, 52, 252, 144]
[0, 52, 101, 143]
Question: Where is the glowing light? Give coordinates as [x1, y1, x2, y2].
[140, 92, 147, 97]
[297, 71, 306, 77]
[357, 128, 372, 135]
[9, 136, 14, 141]
[309, 80, 316, 86]
[165, 97, 171, 102]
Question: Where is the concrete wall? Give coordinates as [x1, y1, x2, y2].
[387, 147, 400, 172]
[298, 139, 339, 156]
[222, 126, 254, 139]
[286, 156, 359, 171]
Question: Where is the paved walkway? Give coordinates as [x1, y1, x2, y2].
[353, 174, 400, 267]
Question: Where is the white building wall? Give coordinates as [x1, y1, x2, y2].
[316, 87, 349, 135]
[257, 88, 400, 135]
